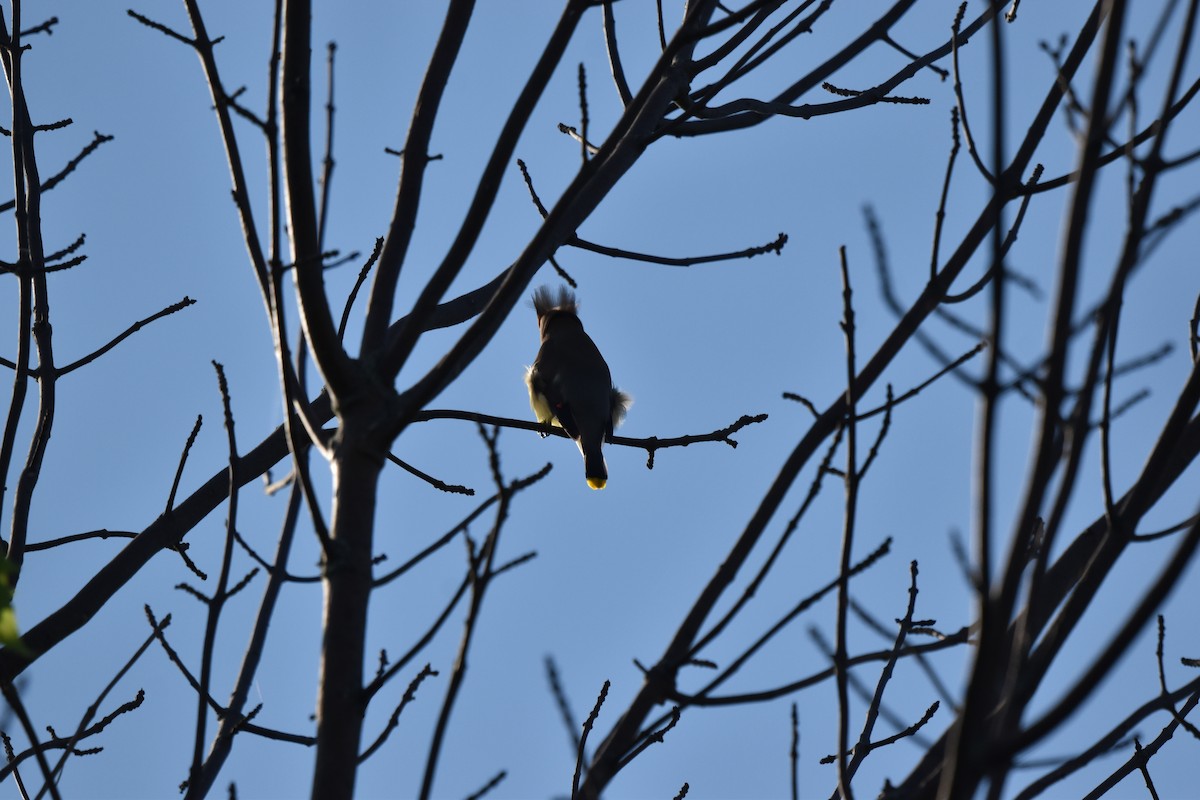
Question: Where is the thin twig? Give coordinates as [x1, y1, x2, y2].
[43, 233, 84, 265]
[855, 343, 987, 421]
[689, 538, 894, 704]
[577, 63, 589, 165]
[676, 630, 972, 707]
[56, 297, 196, 377]
[572, 680, 609, 800]
[615, 706, 680, 771]
[338, 238, 382, 341]
[463, 770, 507, 800]
[419, 427, 536, 800]
[386, 451, 474, 495]
[358, 664, 437, 762]
[0, 130, 113, 218]
[570, 230, 787, 266]
[850, 598, 959, 713]
[930, 107, 962, 280]
[144, 606, 314, 746]
[317, 41, 337, 250]
[951, 3, 994, 182]
[1154, 616, 1200, 739]
[373, 471, 548, 589]
[601, 1, 633, 106]
[691, 425, 848, 657]
[127, 9, 194, 45]
[0, 678, 61, 800]
[790, 703, 800, 800]
[188, 477, 308, 798]
[363, 576, 470, 704]
[23, 529, 136, 551]
[546, 656, 581, 755]
[844, 561, 922, 782]
[186, 362, 242, 798]
[44, 611, 160, 794]
[0, 731, 30, 800]
[834, 244, 858, 800]
[166, 415, 204, 514]
[1132, 739, 1161, 800]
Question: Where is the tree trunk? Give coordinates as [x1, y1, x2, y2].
[311, 423, 383, 800]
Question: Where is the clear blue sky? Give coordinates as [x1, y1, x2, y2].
[4, 2, 1199, 798]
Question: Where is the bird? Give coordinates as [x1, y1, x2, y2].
[525, 286, 631, 490]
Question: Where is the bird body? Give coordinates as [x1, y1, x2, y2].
[525, 286, 629, 489]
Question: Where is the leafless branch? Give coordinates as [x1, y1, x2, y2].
[572, 680, 609, 800]
[385, 451, 474, 495]
[464, 770, 508, 800]
[358, 664, 437, 762]
[546, 656, 582, 756]
[56, 297, 196, 377]
[338, 237, 382, 341]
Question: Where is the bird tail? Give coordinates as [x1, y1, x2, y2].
[580, 437, 608, 490]
[610, 388, 632, 431]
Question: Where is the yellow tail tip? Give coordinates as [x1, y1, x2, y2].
[587, 477, 607, 490]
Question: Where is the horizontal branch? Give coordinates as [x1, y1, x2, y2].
[516, 157, 787, 266]
[0, 689, 145, 781]
[569, 231, 787, 266]
[673, 629, 972, 706]
[24, 529, 137, 551]
[616, 413, 769, 469]
[412, 409, 768, 468]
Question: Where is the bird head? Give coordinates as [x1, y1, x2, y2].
[532, 285, 583, 339]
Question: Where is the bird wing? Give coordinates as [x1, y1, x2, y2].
[527, 358, 582, 439]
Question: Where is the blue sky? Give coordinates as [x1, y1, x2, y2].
[3, 2, 1199, 798]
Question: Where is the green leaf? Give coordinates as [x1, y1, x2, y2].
[0, 606, 29, 657]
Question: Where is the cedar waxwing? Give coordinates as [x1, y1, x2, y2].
[525, 286, 631, 490]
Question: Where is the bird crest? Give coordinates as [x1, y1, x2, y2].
[531, 285, 578, 320]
